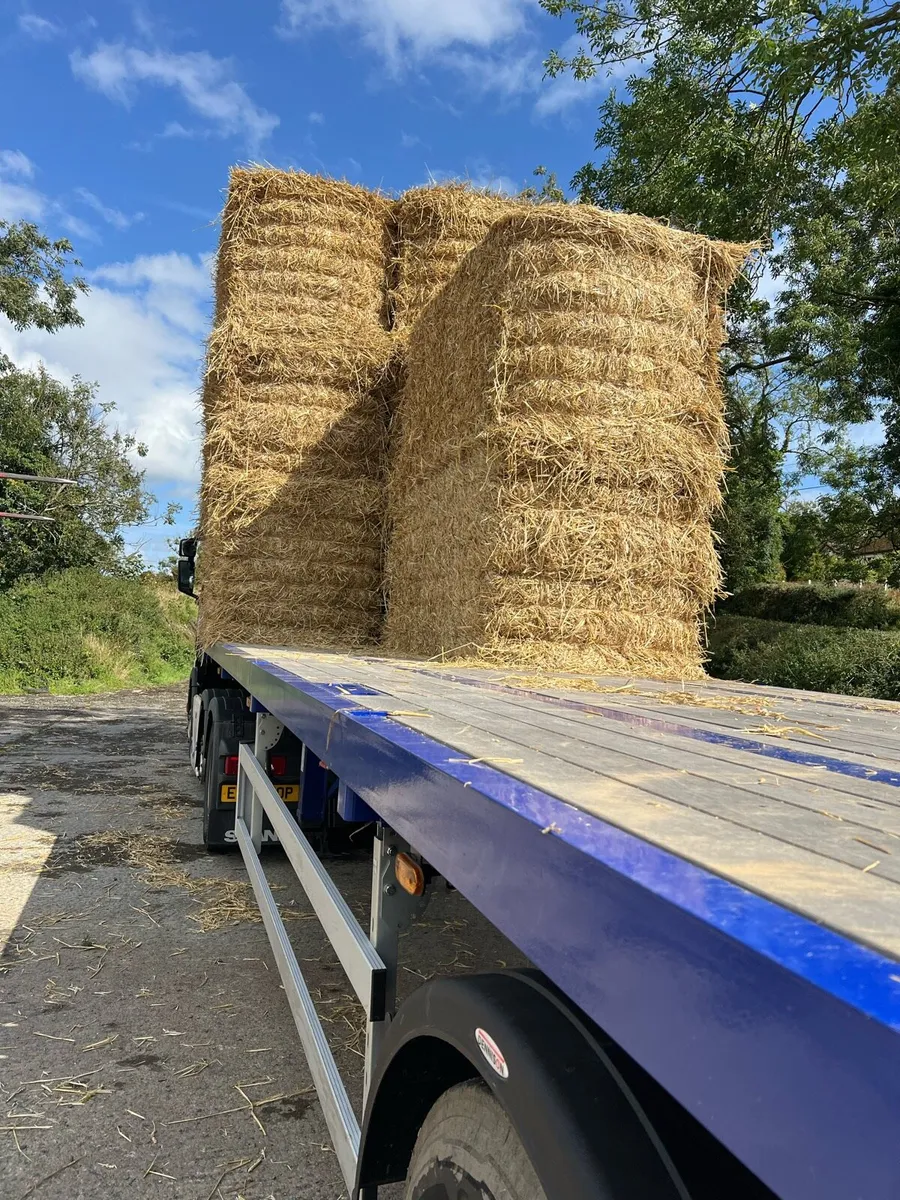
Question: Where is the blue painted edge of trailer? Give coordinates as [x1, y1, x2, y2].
[218, 646, 900, 1029]
[213, 645, 900, 1200]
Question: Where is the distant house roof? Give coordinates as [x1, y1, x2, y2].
[857, 536, 896, 558]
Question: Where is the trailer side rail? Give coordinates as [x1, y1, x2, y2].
[233, 715, 426, 1192]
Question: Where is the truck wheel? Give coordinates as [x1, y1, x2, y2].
[200, 689, 251, 853]
[186, 665, 199, 741]
[202, 722, 232, 854]
[404, 1081, 546, 1200]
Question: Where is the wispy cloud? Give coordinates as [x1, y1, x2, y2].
[70, 43, 279, 148]
[425, 160, 520, 196]
[75, 187, 144, 231]
[533, 36, 639, 116]
[156, 198, 218, 223]
[18, 12, 62, 40]
[279, 0, 534, 65]
[400, 131, 421, 149]
[0, 179, 46, 223]
[446, 47, 538, 98]
[278, 3, 615, 118]
[59, 213, 99, 242]
[0, 149, 46, 222]
[0, 150, 36, 179]
[0, 150, 144, 246]
[308, 111, 325, 124]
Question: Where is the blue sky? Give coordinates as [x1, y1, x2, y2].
[0, 0, 615, 564]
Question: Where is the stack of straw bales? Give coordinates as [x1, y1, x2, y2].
[199, 168, 392, 648]
[383, 205, 750, 677]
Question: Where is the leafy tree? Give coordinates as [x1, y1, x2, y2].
[541, 0, 900, 580]
[0, 365, 174, 588]
[718, 380, 784, 589]
[520, 165, 569, 203]
[0, 221, 87, 369]
[0, 218, 175, 585]
[780, 502, 830, 579]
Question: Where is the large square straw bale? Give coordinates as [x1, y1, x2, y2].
[384, 205, 751, 677]
[198, 168, 393, 649]
[390, 185, 519, 334]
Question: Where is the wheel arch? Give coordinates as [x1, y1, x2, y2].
[355, 969, 689, 1200]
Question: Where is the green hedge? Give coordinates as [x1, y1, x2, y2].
[0, 568, 197, 694]
[706, 615, 900, 700]
[717, 582, 900, 630]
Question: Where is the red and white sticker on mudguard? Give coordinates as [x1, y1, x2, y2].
[475, 1028, 509, 1079]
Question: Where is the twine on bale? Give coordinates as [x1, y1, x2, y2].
[384, 203, 754, 679]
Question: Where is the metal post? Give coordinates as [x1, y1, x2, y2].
[364, 827, 429, 1106]
[251, 713, 282, 853]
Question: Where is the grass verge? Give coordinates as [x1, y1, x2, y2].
[0, 568, 196, 694]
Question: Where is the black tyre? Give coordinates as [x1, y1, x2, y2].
[404, 1081, 546, 1200]
[200, 688, 252, 853]
[202, 722, 231, 853]
[186, 664, 199, 742]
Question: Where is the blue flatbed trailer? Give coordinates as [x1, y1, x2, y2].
[187, 641, 900, 1200]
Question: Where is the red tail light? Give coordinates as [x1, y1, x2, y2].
[224, 754, 239, 776]
[269, 754, 287, 777]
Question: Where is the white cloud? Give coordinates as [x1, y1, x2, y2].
[308, 111, 325, 123]
[534, 67, 603, 116]
[0, 155, 104, 239]
[70, 43, 279, 147]
[18, 13, 62, 40]
[280, 0, 535, 62]
[74, 187, 144, 230]
[425, 162, 519, 196]
[59, 213, 99, 242]
[849, 418, 885, 449]
[0, 251, 211, 486]
[534, 34, 652, 116]
[400, 131, 420, 148]
[0, 153, 89, 239]
[0, 150, 35, 178]
[448, 47, 538, 97]
[0, 150, 45, 222]
[0, 180, 46, 222]
[445, 33, 644, 116]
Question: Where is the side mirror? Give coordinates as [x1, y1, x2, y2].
[177, 537, 197, 599]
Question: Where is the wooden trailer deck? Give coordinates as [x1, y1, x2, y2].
[225, 646, 900, 960]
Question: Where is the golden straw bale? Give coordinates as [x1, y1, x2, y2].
[453, 640, 707, 678]
[201, 466, 383, 535]
[384, 204, 751, 677]
[203, 393, 388, 480]
[386, 457, 717, 668]
[210, 525, 383, 571]
[198, 168, 393, 649]
[391, 185, 519, 333]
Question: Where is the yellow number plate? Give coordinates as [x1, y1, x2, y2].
[220, 783, 300, 804]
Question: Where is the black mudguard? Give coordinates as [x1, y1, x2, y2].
[355, 969, 687, 1200]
